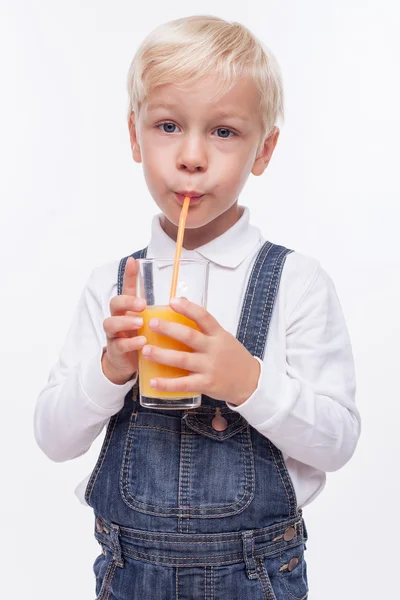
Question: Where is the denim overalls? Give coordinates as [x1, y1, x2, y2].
[85, 242, 309, 600]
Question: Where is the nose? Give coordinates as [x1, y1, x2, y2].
[177, 135, 208, 173]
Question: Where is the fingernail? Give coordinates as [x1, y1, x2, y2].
[149, 319, 159, 328]
[170, 297, 180, 306]
[132, 317, 143, 326]
[134, 298, 145, 310]
[150, 379, 157, 388]
[142, 345, 151, 356]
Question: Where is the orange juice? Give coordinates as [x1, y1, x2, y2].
[138, 305, 200, 399]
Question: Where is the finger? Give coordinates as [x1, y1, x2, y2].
[122, 257, 139, 296]
[169, 297, 219, 336]
[112, 335, 147, 353]
[149, 373, 203, 394]
[110, 294, 146, 317]
[142, 345, 201, 372]
[148, 318, 206, 352]
[104, 315, 144, 339]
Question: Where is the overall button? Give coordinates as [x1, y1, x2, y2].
[283, 526, 296, 541]
[211, 408, 228, 432]
[288, 557, 299, 571]
[95, 518, 104, 533]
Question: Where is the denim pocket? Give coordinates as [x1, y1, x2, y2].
[120, 408, 255, 517]
[94, 546, 117, 600]
[278, 542, 309, 600]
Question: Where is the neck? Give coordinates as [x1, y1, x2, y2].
[161, 203, 243, 250]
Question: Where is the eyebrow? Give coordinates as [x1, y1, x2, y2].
[146, 103, 250, 122]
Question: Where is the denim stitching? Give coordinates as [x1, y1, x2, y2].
[279, 545, 308, 600]
[255, 558, 269, 598]
[117, 538, 297, 550]
[241, 243, 273, 343]
[269, 440, 298, 518]
[236, 242, 272, 340]
[179, 425, 191, 532]
[176, 427, 255, 518]
[121, 424, 254, 516]
[267, 439, 291, 514]
[184, 420, 248, 441]
[256, 558, 277, 600]
[86, 413, 119, 505]
[134, 425, 184, 434]
[111, 539, 302, 565]
[116, 517, 302, 543]
[118, 540, 304, 566]
[178, 422, 185, 532]
[252, 248, 281, 356]
[121, 547, 243, 564]
[176, 567, 179, 600]
[120, 410, 139, 508]
[125, 549, 242, 560]
[242, 533, 257, 579]
[255, 248, 290, 358]
[186, 431, 193, 533]
[257, 539, 305, 559]
[96, 558, 117, 600]
[277, 448, 298, 517]
[103, 562, 117, 600]
[204, 567, 207, 600]
[189, 413, 242, 431]
[211, 566, 214, 600]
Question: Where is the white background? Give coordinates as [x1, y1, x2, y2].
[2, 0, 399, 598]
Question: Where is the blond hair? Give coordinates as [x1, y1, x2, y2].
[126, 15, 284, 140]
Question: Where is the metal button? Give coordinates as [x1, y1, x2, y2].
[212, 409, 228, 432]
[288, 557, 299, 572]
[101, 544, 106, 556]
[95, 518, 104, 534]
[283, 526, 296, 542]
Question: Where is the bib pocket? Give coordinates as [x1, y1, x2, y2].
[120, 407, 255, 517]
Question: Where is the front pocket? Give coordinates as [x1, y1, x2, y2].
[278, 542, 309, 600]
[94, 547, 117, 600]
[120, 408, 255, 517]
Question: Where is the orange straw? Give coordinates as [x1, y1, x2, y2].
[170, 196, 190, 299]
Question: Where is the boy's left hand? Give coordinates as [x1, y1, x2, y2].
[142, 297, 260, 406]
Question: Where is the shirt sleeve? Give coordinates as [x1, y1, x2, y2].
[34, 267, 137, 462]
[226, 265, 361, 473]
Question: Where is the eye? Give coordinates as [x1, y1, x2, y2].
[213, 127, 235, 139]
[157, 122, 180, 134]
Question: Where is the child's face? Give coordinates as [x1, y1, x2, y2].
[129, 74, 278, 238]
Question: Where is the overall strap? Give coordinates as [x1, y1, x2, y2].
[236, 241, 293, 360]
[117, 247, 148, 296]
[117, 241, 293, 361]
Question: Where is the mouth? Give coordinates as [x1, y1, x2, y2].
[174, 191, 205, 206]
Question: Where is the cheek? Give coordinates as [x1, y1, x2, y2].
[217, 150, 254, 189]
[141, 142, 170, 184]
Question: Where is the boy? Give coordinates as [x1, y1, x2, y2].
[34, 15, 361, 599]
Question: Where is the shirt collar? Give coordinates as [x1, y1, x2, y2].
[147, 206, 261, 269]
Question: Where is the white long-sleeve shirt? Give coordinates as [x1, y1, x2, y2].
[34, 207, 361, 508]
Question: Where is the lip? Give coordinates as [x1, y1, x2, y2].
[174, 192, 205, 205]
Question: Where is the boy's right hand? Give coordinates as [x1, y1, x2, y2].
[102, 257, 147, 385]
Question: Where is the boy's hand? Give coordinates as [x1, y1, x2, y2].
[142, 297, 260, 406]
[102, 257, 147, 385]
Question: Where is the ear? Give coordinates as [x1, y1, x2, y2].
[128, 111, 142, 164]
[251, 127, 280, 176]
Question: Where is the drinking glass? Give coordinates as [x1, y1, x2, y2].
[136, 258, 209, 409]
